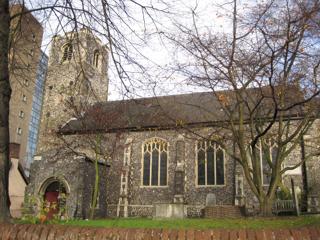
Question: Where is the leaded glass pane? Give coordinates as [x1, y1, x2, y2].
[198, 149, 205, 185]
[160, 152, 167, 186]
[207, 146, 215, 185]
[143, 152, 150, 185]
[216, 148, 225, 185]
[151, 149, 159, 186]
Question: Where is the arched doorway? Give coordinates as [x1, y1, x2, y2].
[40, 178, 69, 219]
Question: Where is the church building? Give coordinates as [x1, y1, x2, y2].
[25, 30, 320, 219]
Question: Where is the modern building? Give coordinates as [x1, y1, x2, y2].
[9, 4, 44, 168]
[8, 4, 45, 217]
[25, 52, 48, 173]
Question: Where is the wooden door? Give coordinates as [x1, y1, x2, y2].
[44, 191, 59, 219]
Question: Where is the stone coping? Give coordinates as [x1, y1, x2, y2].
[0, 223, 319, 239]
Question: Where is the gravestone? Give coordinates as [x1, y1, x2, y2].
[206, 193, 216, 206]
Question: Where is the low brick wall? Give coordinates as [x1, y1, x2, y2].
[0, 224, 319, 239]
[204, 206, 244, 218]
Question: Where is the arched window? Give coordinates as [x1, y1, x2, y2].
[197, 140, 225, 186]
[62, 43, 73, 62]
[93, 50, 100, 67]
[142, 138, 168, 186]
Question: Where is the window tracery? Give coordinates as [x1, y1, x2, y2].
[62, 43, 73, 62]
[197, 140, 225, 186]
[142, 138, 168, 186]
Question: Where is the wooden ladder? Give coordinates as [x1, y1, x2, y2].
[116, 139, 132, 217]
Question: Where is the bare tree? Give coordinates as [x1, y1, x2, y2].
[167, 0, 320, 216]
[0, 0, 169, 221]
[57, 102, 126, 219]
[0, 0, 12, 222]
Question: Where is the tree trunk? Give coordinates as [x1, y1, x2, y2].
[259, 197, 274, 217]
[0, 0, 12, 222]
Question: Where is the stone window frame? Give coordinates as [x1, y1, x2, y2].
[195, 140, 226, 187]
[22, 94, 27, 102]
[140, 137, 169, 188]
[93, 49, 100, 68]
[61, 43, 73, 62]
[16, 127, 22, 135]
[19, 110, 25, 118]
[31, 33, 36, 42]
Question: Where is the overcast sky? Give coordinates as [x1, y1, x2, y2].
[25, 0, 246, 100]
[103, 0, 237, 100]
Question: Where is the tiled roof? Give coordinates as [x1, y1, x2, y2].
[59, 86, 307, 134]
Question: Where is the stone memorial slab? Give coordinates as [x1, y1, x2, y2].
[206, 193, 216, 206]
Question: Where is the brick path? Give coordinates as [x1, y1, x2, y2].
[0, 224, 319, 239]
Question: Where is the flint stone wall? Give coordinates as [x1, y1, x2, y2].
[101, 129, 236, 217]
[28, 123, 319, 219]
[26, 149, 107, 219]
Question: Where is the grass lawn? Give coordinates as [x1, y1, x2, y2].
[59, 215, 320, 229]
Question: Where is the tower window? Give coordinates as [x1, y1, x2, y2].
[17, 127, 22, 135]
[93, 50, 100, 68]
[32, 33, 36, 42]
[22, 94, 27, 102]
[24, 79, 29, 86]
[62, 43, 73, 62]
[19, 110, 25, 118]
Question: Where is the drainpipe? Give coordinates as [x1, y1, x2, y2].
[300, 136, 308, 212]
